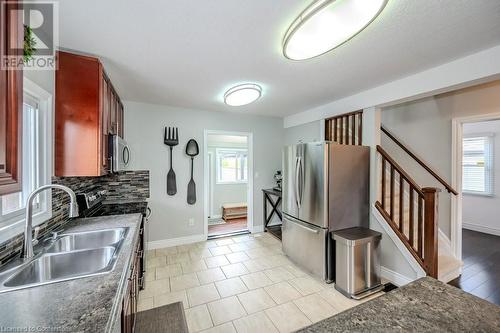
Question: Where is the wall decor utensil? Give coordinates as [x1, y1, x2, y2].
[164, 127, 179, 196]
[185, 139, 199, 204]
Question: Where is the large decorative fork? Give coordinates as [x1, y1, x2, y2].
[164, 127, 179, 195]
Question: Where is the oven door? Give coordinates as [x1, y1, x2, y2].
[112, 135, 130, 172]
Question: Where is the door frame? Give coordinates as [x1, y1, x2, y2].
[203, 130, 254, 239]
[451, 112, 500, 260]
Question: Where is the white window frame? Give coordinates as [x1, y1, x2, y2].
[462, 134, 494, 197]
[215, 148, 248, 185]
[0, 78, 53, 243]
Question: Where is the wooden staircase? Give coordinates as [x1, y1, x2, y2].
[325, 112, 461, 281]
[377, 127, 460, 281]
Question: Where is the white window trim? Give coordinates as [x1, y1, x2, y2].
[0, 78, 53, 244]
[215, 148, 248, 185]
[462, 133, 494, 197]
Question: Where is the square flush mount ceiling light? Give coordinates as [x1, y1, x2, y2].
[224, 84, 262, 106]
[283, 0, 388, 60]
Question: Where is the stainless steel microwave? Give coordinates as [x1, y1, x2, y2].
[111, 135, 130, 172]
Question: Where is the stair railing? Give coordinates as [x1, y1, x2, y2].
[376, 145, 439, 278]
[325, 110, 363, 145]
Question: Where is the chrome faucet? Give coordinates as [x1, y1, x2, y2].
[22, 184, 79, 259]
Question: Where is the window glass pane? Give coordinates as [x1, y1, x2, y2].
[462, 136, 492, 194]
[1, 192, 23, 215]
[217, 149, 248, 183]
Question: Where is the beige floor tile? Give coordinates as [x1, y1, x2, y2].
[190, 249, 213, 260]
[139, 277, 170, 298]
[187, 283, 221, 307]
[154, 290, 189, 309]
[215, 277, 248, 297]
[264, 267, 295, 283]
[146, 255, 167, 268]
[216, 238, 234, 246]
[167, 252, 191, 264]
[198, 240, 219, 249]
[283, 264, 308, 278]
[197, 267, 227, 285]
[264, 282, 302, 304]
[156, 263, 182, 279]
[228, 243, 249, 252]
[264, 255, 290, 267]
[156, 246, 178, 256]
[221, 263, 249, 278]
[200, 322, 236, 333]
[289, 277, 325, 296]
[186, 304, 214, 332]
[182, 260, 208, 274]
[170, 273, 200, 291]
[146, 249, 156, 259]
[231, 235, 252, 243]
[205, 255, 231, 268]
[207, 296, 247, 326]
[237, 289, 276, 314]
[240, 272, 273, 290]
[226, 252, 251, 264]
[177, 243, 199, 253]
[244, 248, 269, 259]
[233, 311, 279, 333]
[145, 270, 155, 282]
[293, 294, 338, 322]
[317, 288, 359, 312]
[242, 259, 272, 273]
[210, 246, 232, 256]
[138, 296, 154, 312]
[265, 302, 312, 333]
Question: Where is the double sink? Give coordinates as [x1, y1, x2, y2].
[0, 227, 128, 293]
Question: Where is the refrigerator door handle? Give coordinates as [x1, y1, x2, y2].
[295, 157, 301, 209]
[283, 214, 319, 234]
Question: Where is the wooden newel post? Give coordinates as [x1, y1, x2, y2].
[422, 187, 440, 278]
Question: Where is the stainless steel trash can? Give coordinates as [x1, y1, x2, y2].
[332, 227, 383, 299]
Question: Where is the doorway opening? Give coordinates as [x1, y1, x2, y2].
[204, 131, 253, 238]
[450, 116, 500, 304]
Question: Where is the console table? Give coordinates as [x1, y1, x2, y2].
[262, 188, 282, 240]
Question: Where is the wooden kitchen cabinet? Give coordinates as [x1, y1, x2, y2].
[55, 51, 124, 176]
[0, 0, 23, 195]
[122, 241, 141, 333]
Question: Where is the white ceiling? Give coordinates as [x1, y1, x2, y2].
[58, 0, 500, 118]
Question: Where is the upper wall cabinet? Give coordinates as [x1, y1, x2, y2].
[55, 51, 124, 177]
[0, 1, 23, 195]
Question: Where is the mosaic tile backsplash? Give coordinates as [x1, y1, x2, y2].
[0, 170, 149, 266]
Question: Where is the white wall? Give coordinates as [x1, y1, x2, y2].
[284, 120, 322, 145]
[462, 120, 500, 236]
[124, 101, 284, 243]
[381, 80, 500, 238]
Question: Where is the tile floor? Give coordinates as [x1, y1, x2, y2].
[139, 232, 382, 333]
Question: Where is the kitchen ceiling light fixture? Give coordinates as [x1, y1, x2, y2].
[224, 83, 262, 106]
[283, 0, 388, 60]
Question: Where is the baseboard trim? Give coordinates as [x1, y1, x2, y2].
[148, 234, 206, 250]
[251, 225, 265, 233]
[208, 215, 222, 220]
[462, 222, 500, 236]
[381, 266, 415, 286]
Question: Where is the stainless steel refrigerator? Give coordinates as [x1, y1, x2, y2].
[282, 142, 370, 282]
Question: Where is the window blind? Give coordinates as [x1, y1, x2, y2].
[462, 136, 493, 195]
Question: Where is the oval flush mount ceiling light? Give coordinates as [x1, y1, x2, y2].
[224, 83, 262, 106]
[283, 0, 388, 60]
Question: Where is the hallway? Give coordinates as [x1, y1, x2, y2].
[449, 230, 500, 305]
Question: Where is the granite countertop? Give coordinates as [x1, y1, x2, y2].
[0, 213, 143, 333]
[298, 277, 500, 333]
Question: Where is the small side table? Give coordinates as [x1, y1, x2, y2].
[262, 189, 282, 240]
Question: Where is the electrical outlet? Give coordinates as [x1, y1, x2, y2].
[188, 218, 195, 227]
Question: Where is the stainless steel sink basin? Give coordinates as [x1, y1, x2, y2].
[0, 227, 129, 293]
[47, 228, 126, 253]
[4, 247, 116, 289]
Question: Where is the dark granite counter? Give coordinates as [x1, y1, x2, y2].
[298, 277, 500, 333]
[0, 213, 143, 333]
